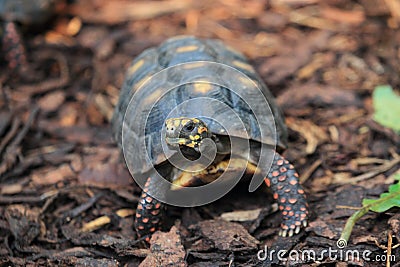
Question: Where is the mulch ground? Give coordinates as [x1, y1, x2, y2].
[1, 0, 400, 266]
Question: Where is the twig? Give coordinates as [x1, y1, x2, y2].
[64, 193, 104, 220]
[0, 117, 20, 155]
[350, 157, 400, 183]
[335, 157, 400, 185]
[300, 159, 322, 183]
[0, 107, 39, 178]
[17, 51, 69, 96]
[387, 230, 392, 267]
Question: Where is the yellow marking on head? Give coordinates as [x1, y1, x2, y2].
[192, 118, 200, 123]
[178, 139, 186, 145]
[189, 135, 195, 140]
[193, 83, 213, 94]
[194, 135, 200, 140]
[181, 119, 190, 126]
[173, 120, 181, 127]
[143, 89, 162, 105]
[186, 142, 195, 148]
[127, 59, 144, 76]
[198, 127, 207, 134]
[182, 62, 206, 69]
[176, 45, 199, 53]
[232, 60, 255, 73]
[165, 118, 174, 128]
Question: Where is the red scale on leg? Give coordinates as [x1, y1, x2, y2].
[151, 209, 160, 216]
[278, 175, 287, 182]
[265, 152, 309, 237]
[134, 177, 164, 242]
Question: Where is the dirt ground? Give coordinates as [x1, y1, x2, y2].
[1, 0, 400, 266]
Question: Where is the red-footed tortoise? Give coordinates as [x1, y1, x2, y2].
[112, 36, 308, 242]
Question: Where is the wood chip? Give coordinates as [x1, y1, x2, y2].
[220, 208, 262, 222]
[81, 215, 111, 232]
[191, 219, 259, 251]
[69, 0, 196, 24]
[0, 183, 23, 195]
[140, 226, 186, 267]
[38, 91, 66, 112]
[32, 164, 75, 185]
[286, 118, 329, 154]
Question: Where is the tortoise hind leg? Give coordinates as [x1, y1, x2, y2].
[265, 152, 308, 237]
[1, 21, 28, 71]
[135, 177, 164, 242]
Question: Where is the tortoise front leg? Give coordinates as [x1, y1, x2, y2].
[265, 152, 308, 237]
[1, 21, 27, 71]
[135, 177, 164, 242]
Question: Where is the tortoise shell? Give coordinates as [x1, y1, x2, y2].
[0, 0, 58, 24]
[112, 36, 288, 174]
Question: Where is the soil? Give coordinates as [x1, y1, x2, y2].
[0, 0, 399, 266]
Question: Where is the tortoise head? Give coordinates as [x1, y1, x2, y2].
[164, 117, 211, 152]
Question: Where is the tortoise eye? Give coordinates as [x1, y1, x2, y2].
[184, 123, 194, 131]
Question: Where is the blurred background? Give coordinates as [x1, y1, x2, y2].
[1, 0, 399, 266]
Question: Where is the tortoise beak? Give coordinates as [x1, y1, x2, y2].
[165, 137, 186, 147]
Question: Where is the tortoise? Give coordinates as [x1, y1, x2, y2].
[112, 36, 308, 242]
[0, 0, 59, 70]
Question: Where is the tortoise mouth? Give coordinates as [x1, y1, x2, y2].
[165, 137, 187, 147]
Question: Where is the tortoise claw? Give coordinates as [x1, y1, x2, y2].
[288, 229, 294, 237]
[295, 226, 301, 235]
[279, 229, 287, 237]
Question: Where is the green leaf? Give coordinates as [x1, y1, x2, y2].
[339, 174, 400, 245]
[373, 85, 400, 133]
[362, 174, 400, 212]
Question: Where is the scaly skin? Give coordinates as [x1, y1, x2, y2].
[135, 177, 164, 242]
[135, 152, 308, 241]
[264, 152, 308, 237]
